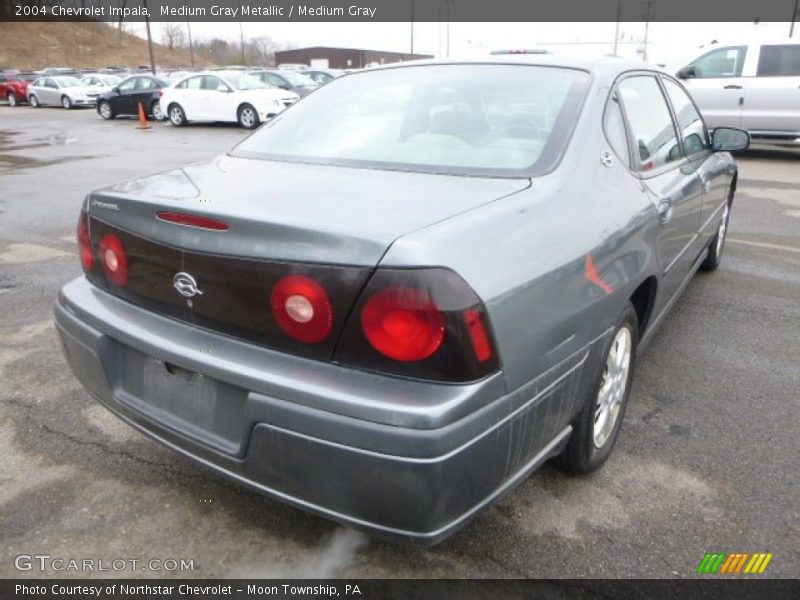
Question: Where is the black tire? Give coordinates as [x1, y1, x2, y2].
[61, 95, 72, 109]
[700, 200, 731, 272]
[237, 103, 260, 129]
[168, 103, 186, 126]
[98, 100, 114, 120]
[554, 304, 638, 474]
[29, 94, 39, 108]
[7, 93, 17, 107]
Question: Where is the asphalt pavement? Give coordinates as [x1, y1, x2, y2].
[0, 105, 797, 578]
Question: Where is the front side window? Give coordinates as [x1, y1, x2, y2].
[233, 64, 590, 176]
[662, 78, 709, 157]
[691, 46, 747, 78]
[757, 44, 800, 77]
[618, 75, 681, 172]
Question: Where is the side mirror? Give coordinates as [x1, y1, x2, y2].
[677, 65, 696, 80]
[711, 127, 750, 152]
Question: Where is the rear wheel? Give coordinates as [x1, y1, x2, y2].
[29, 94, 39, 108]
[554, 304, 638, 474]
[98, 100, 114, 120]
[7, 93, 17, 106]
[700, 201, 730, 272]
[237, 103, 259, 129]
[168, 103, 186, 126]
[150, 99, 163, 121]
[61, 95, 73, 109]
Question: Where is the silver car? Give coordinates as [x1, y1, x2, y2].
[676, 39, 800, 146]
[56, 57, 748, 543]
[80, 73, 122, 100]
[27, 75, 95, 109]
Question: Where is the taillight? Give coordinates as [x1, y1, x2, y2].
[77, 212, 93, 271]
[271, 275, 333, 343]
[361, 286, 445, 361]
[335, 268, 500, 382]
[99, 233, 128, 287]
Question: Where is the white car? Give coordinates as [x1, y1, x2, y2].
[675, 38, 800, 146]
[80, 73, 122, 100]
[27, 76, 94, 109]
[160, 71, 299, 129]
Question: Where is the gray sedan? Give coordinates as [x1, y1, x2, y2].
[27, 75, 94, 109]
[55, 57, 749, 544]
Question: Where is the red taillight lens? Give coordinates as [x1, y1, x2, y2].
[99, 233, 128, 287]
[361, 286, 445, 362]
[271, 275, 333, 343]
[463, 308, 492, 363]
[77, 213, 93, 271]
[334, 268, 500, 382]
[156, 211, 229, 231]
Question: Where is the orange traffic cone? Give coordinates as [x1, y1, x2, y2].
[137, 101, 151, 130]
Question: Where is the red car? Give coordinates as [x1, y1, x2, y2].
[0, 71, 38, 106]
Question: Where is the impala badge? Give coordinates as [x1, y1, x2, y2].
[173, 272, 203, 298]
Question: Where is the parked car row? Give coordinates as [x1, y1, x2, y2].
[4, 64, 346, 129]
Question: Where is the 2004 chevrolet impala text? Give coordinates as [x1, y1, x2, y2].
[55, 57, 749, 543]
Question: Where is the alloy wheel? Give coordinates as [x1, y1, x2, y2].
[593, 326, 632, 448]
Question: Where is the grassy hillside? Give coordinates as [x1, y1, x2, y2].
[0, 21, 210, 70]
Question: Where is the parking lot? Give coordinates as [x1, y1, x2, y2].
[1, 105, 798, 578]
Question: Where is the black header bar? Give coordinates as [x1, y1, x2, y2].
[2, 0, 800, 23]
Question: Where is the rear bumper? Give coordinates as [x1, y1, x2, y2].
[55, 277, 598, 542]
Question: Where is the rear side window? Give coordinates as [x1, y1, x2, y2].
[603, 95, 630, 168]
[662, 78, 709, 157]
[691, 46, 747, 78]
[618, 76, 681, 172]
[757, 45, 800, 77]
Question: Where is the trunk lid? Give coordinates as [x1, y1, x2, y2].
[84, 155, 528, 360]
[88, 154, 530, 267]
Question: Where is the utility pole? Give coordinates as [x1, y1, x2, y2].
[613, 0, 622, 56]
[445, 0, 454, 58]
[791, 0, 799, 37]
[641, 0, 654, 62]
[143, 0, 156, 75]
[239, 22, 246, 64]
[187, 21, 195, 68]
[410, 0, 414, 55]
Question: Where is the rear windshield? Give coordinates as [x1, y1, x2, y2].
[232, 64, 589, 177]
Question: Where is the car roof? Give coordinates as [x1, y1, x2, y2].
[368, 55, 666, 84]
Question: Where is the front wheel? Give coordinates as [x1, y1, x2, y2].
[168, 103, 186, 126]
[237, 103, 259, 129]
[554, 304, 638, 474]
[98, 101, 114, 120]
[700, 201, 730, 272]
[61, 95, 73, 109]
[29, 94, 40, 108]
[7, 93, 17, 106]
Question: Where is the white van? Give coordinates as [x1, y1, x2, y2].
[676, 39, 800, 146]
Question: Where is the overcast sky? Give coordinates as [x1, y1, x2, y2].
[133, 21, 795, 66]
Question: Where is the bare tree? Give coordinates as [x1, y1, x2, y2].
[161, 23, 186, 51]
[248, 36, 278, 66]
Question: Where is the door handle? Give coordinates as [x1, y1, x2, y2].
[724, 84, 743, 90]
[657, 199, 673, 224]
